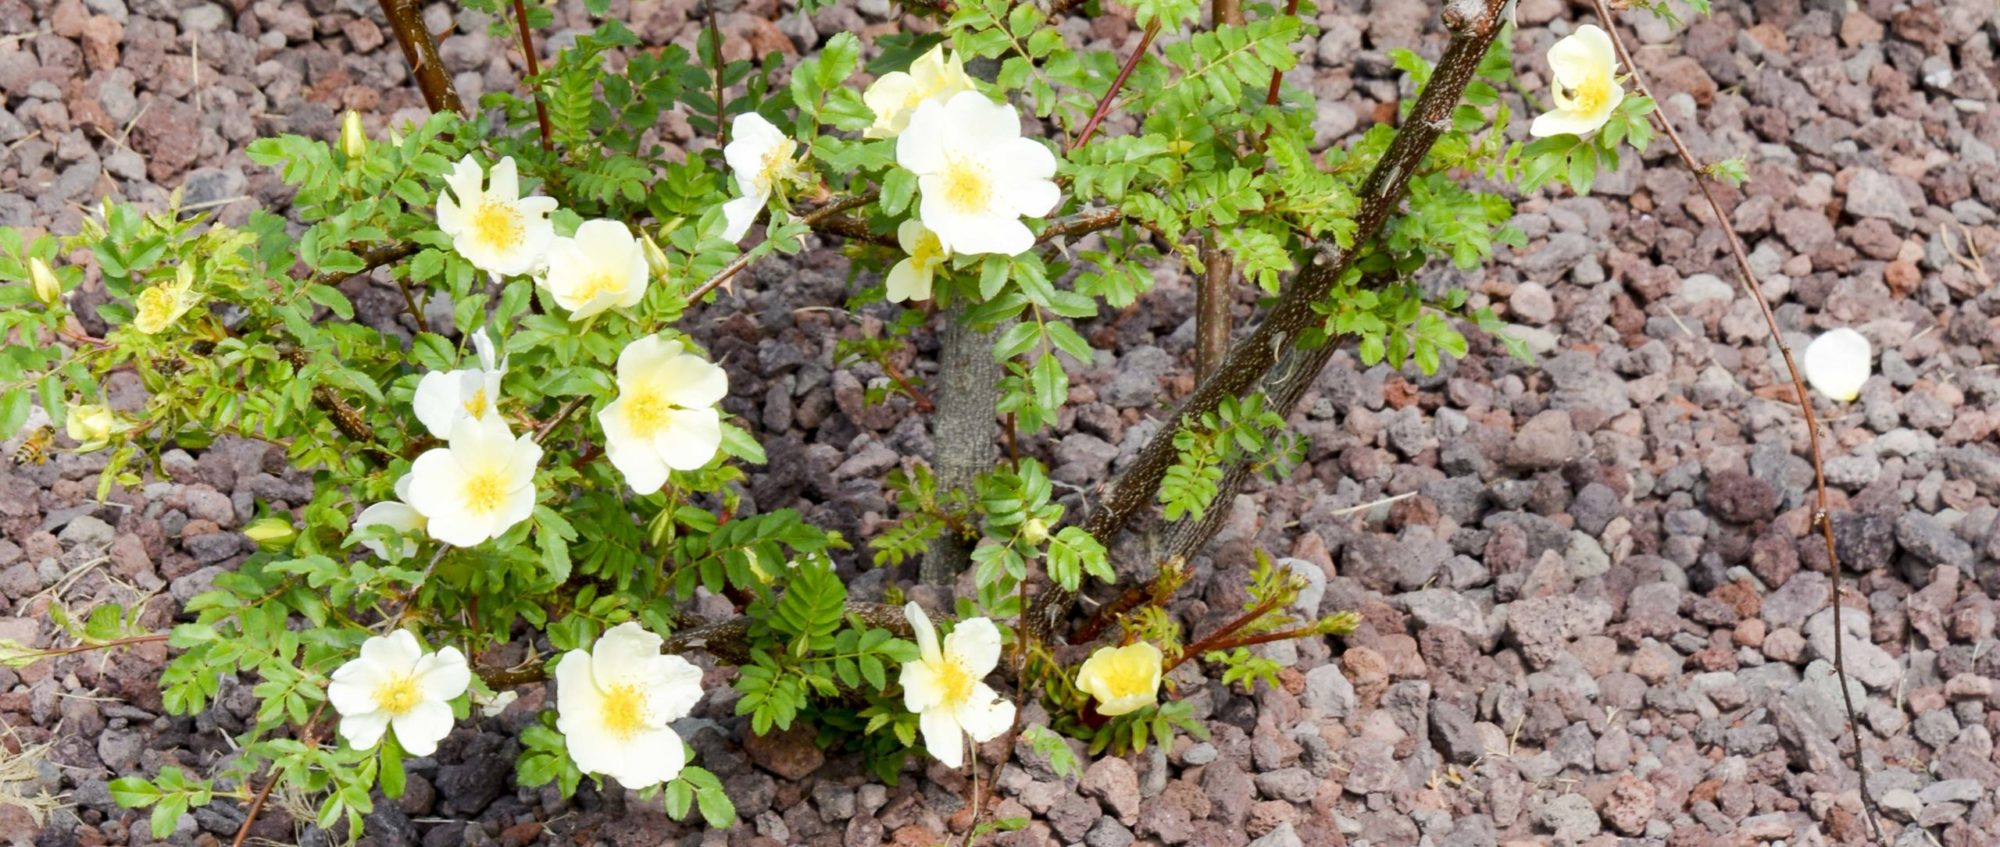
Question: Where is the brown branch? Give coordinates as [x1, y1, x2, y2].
[232, 700, 330, 847]
[1037, 206, 1125, 243]
[1585, 1, 1879, 838]
[688, 193, 883, 303]
[1070, 23, 1159, 151]
[1165, 594, 1284, 672]
[1028, 0, 1514, 644]
[1196, 241, 1232, 380]
[311, 241, 422, 289]
[535, 394, 591, 444]
[510, 0, 555, 151]
[377, 0, 463, 115]
[1046, 0, 1091, 18]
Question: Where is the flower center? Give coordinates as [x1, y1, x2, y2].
[373, 674, 423, 716]
[460, 467, 509, 514]
[1565, 75, 1613, 116]
[622, 385, 672, 438]
[933, 658, 975, 706]
[575, 272, 622, 303]
[599, 682, 648, 740]
[470, 200, 523, 249]
[910, 231, 945, 268]
[463, 387, 489, 419]
[1100, 660, 1153, 697]
[758, 143, 795, 191]
[941, 161, 991, 213]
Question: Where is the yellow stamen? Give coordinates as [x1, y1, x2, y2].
[622, 386, 671, 438]
[574, 273, 622, 303]
[758, 143, 795, 189]
[933, 659, 974, 706]
[600, 682, 647, 740]
[941, 162, 990, 213]
[470, 200, 523, 249]
[461, 468, 508, 514]
[1565, 75, 1613, 116]
[910, 231, 944, 268]
[1098, 657, 1153, 696]
[374, 675, 423, 716]
[463, 387, 489, 419]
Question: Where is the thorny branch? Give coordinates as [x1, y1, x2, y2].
[1586, 0, 1881, 838]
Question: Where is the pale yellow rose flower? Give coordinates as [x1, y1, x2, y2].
[1076, 642, 1164, 717]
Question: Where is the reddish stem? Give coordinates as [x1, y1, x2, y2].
[1070, 23, 1159, 151]
[510, 0, 554, 151]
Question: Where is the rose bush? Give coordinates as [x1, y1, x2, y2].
[0, 0, 1704, 837]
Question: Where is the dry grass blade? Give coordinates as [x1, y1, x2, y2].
[0, 732, 68, 826]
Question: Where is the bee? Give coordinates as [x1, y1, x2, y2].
[11, 427, 53, 466]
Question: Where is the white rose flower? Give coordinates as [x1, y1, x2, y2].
[328, 630, 470, 757]
[436, 155, 558, 276]
[404, 416, 542, 547]
[1803, 327, 1872, 403]
[719, 114, 801, 244]
[598, 335, 729, 494]
[540, 220, 650, 321]
[354, 474, 427, 560]
[863, 44, 978, 140]
[898, 603, 1014, 768]
[896, 91, 1059, 257]
[412, 328, 506, 441]
[555, 622, 705, 789]
[886, 220, 951, 304]
[1529, 24, 1625, 138]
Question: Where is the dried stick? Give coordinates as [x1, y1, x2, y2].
[510, 0, 555, 151]
[1586, 1, 1879, 837]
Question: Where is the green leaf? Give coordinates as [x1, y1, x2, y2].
[108, 777, 160, 808]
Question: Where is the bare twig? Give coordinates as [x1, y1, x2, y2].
[231, 701, 329, 847]
[1070, 23, 1159, 151]
[535, 394, 591, 444]
[509, 0, 555, 151]
[687, 193, 881, 303]
[1585, 1, 1880, 839]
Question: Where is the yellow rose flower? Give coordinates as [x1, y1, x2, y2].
[1076, 642, 1164, 717]
[132, 268, 198, 335]
[1530, 25, 1625, 138]
[64, 404, 120, 445]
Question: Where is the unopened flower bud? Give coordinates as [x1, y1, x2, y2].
[29, 257, 59, 306]
[640, 232, 671, 280]
[243, 516, 298, 548]
[340, 110, 368, 158]
[1022, 517, 1049, 546]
